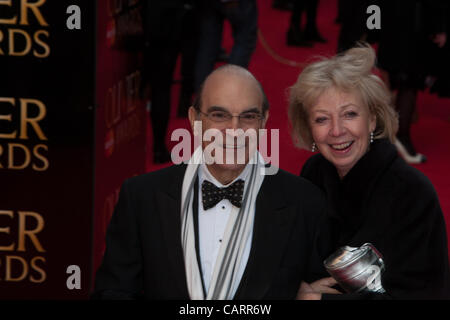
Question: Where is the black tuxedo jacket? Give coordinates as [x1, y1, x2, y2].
[92, 164, 328, 300]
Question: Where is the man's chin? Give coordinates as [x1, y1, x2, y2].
[209, 162, 247, 172]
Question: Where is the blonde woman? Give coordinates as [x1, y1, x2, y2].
[289, 45, 450, 299]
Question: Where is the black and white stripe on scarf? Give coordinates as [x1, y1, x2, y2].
[181, 147, 266, 300]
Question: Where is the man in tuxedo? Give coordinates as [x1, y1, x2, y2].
[92, 65, 329, 299]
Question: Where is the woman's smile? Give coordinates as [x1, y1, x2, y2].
[329, 141, 354, 152]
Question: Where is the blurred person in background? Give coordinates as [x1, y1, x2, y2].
[142, 0, 199, 163]
[427, 3, 450, 99]
[377, 0, 448, 163]
[336, 0, 373, 53]
[272, 0, 294, 11]
[194, 0, 258, 92]
[286, 0, 327, 47]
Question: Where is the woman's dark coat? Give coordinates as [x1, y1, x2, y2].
[301, 139, 450, 299]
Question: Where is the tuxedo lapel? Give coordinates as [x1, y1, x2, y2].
[234, 174, 296, 299]
[155, 165, 190, 298]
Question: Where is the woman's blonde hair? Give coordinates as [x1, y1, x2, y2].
[288, 44, 398, 149]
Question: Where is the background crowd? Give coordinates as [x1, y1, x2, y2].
[141, 0, 449, 166]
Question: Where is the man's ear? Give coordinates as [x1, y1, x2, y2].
[188, 106, 198, 131]
[262, 110, 269, 128]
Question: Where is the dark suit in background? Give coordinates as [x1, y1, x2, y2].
[194, 0, 258, 91]
[377, 0, 448, 157]
[336, 0, 374, 53]
[142, 0, 199, 162]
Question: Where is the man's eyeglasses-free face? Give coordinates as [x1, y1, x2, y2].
[198, 110, 264, 125]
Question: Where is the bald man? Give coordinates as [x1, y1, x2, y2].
[93, 65, 329, 300]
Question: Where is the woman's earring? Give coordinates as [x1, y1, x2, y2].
[370, 132, 374, 144]
[311, 142, 316, 152]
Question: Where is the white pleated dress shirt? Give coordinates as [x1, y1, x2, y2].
[197, 163, 253, 294]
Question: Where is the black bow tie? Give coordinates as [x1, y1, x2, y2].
[201, 179, 245, 210]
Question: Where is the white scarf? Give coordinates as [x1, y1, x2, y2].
[181, 147, 266, 300]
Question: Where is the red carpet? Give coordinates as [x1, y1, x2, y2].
[146, 0, 450, 250]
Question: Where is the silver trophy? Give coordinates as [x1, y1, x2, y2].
[324, 243, 386, 293]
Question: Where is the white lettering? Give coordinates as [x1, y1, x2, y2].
[366, 5, 381, 30]
[66, 5, 81, 30]
[66, 265, 81, 289]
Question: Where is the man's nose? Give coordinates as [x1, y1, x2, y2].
[224, 122, 245, 144]
[229, 116, 241, 130]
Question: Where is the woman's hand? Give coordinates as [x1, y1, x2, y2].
[296, 277, 342, 300]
